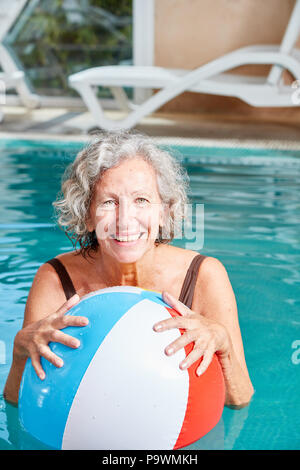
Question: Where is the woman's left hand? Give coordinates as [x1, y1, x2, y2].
[153, 291, 230, 376]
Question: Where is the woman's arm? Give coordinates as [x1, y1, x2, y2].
[153, 257, 254, 408]
[197, 257, 254, 407]
[3, 263, 87, 405]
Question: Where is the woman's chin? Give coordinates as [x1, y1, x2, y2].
[105, 238, 150, 264]
[118, 255, 142, 264]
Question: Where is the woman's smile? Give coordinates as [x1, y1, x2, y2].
[110, 231, 148, 245]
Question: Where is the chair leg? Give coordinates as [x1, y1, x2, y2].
[267, 0, 300, 85]
[109, 87, 135, 112]
[0, 45, 39, 108]
[73, 82, 118, 130]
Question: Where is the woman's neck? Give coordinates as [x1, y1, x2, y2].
[92, 245, 161, 287]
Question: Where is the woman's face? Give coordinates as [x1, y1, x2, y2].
[87, 157, 165, 263]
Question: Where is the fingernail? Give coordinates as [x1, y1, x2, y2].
[39, 372, 45, 380]
[163, 292, 172, 301]
[180, 361, 187, 370]
[57, 359, 64, 367]
[153, 324, 162, 331]
[165, 346, 174, 355]
[69, 294, 79, 304]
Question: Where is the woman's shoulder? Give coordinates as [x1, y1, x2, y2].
[49, 249, 82, 263]
[38, 250, 85, 291]
[163, 246, 228, 286]
[24, 253, 80, 322]
[157, 245, 223, 285]
[44, 249, 87, 271]
[160, 244, 198, 261]
[161, 244, 222, 269]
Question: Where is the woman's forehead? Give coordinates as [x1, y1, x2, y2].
[96, 158, 158, 192]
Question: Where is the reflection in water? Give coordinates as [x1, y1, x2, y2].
[223, 405, 250, 450]
[185, 403, 250, 450]
[2, 398, 51, 450]
[185, 416, 225, 450]
[3, 396, 250, 451]
[1, 397, 252, 451]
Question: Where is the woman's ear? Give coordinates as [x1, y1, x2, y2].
[85, 191, 97, 233]
[158, 203, 171, 240]
[85, 214, 94, 233]
[159, 202, 169, 227]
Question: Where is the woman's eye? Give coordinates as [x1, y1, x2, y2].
[102, 200, 117, 208]
[135, 197, 149, 205]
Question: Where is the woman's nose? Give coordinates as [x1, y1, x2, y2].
[117, 197, 136, 229]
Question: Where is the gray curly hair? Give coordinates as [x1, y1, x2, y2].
[53, 131, 190, 258]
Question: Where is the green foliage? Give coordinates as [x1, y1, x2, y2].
[8, 0, 133, 96]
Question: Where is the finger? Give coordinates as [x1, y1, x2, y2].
[30, 351, 46, 380]
[153, 314, 195, 333]
[55, 294, 81, 317]
[56, 314, 89, 330]
[196, 347, 215, 376]
[38, 344, 64, 369]
[179, 347, 205, 371]
[162, 291, 193, 317]
[51, 329, 81, 349]
[165, 330, 198, 356]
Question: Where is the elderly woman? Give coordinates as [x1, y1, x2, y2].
[4, 132, 253, 407]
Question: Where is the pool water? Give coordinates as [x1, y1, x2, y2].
[0, 139, 299, 450]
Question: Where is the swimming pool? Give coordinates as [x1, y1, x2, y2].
[0, 137, 299, 450]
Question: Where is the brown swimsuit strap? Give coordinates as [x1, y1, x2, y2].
[178, 254, 206, 309]
[45, 253, 206, 308]
[46, 258, 76, 300]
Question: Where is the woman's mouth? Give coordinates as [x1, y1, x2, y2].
[110, 232, 147, 245]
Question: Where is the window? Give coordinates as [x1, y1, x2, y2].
[5, 0, 133, 98]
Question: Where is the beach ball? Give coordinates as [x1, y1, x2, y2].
[19, 286, 225, 450]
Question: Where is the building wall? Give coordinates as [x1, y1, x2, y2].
[154, 0, 300, 118]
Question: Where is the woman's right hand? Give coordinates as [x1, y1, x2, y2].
[13, 294, 88, 380]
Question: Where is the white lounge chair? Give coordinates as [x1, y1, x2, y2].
[0, 0, 39, 122]
[68, 0, 300, 131]
[0, 70, 26, 122]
